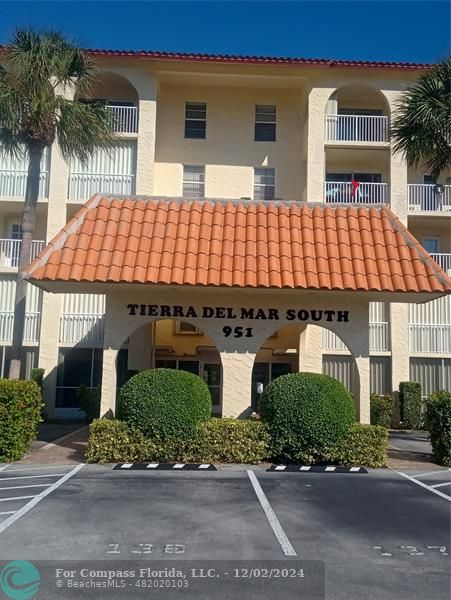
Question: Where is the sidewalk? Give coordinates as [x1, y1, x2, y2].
[387, 430, 444, 470]
[19, 424, 88, 464]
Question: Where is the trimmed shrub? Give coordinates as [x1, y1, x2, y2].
[191, 419, 270, 464]
[31, 368, 44, 390]
[260, 372, 356, 462]
[322, 424, 388, 468]
[425, 391, 451, 467]
[0, 379, 43, 461]
[399, 381, 422, 429]
[86, 418, 270, 464]
[77, 385, 100, 424]
[370, 393, 394, 428]
[118, 368, 211, 440]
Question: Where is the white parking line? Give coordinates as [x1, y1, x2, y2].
[1, 465, 75, 473]
[247, 470, 297, 557]
[0, 465, 8, 473]
[0, 464, 84, 535]
[0, 473, 67, 482]
[392, 469, 451, 502]
[0, 484, 52, 491]
[0, 495, 36, 502]
[0, 511, 15, 516]
[413, 469, 451, 478]
[431, 482, 451, 489]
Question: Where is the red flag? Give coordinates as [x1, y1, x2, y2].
[351, 179, 360, 198]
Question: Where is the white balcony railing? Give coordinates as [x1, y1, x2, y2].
[322, 322, 389, 352]
[370, 322, 390, 352]
[59, 314, 105, 344]
[68, 173, 134, 200]
[325, 114, 388, 143]
[325, 182, 388, 205]
[0, 240, 44, 268]
[409, 324, 451, 354]
[0, 170, 49, 198]
[0, 312, 41, 343]
[107, 105, 138, 134]
[430, 253, 451, 275]
[408, 184, 451, 212]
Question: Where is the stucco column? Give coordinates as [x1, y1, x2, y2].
[100, 296, 122, 417]
[220, 351, 256, 418]
[38, 82, 74, 416]
[338, 306, 371, 424]
[100, 347, 119, 417]
[298, 324, 323, 372]
[306, 87, 334, 202]
[390, 302, 410, 394]
[353, 354, 371, 423]
[134, 77, 158, 195]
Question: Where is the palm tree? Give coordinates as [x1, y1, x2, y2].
[391, 57, 451, 178]
[0, 29, 115, 379]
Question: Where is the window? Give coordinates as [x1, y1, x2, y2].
[423, 174, 437, 184]
[185, 102, 206, 139]
[254, 168, 275, 201]
[10, 224, 23, 240]
[255, 105, 276, 141]
[175, 321, 201, 334]
[183, 166, 205, 198]
[56, 348, 102, 408]
[422, 237, 440, 253]
[326, 172, 382, 183]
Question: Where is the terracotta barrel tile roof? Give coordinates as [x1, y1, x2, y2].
[25, 196, 451, 294]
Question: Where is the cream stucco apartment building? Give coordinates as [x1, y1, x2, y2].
[1, 49, 450, 418]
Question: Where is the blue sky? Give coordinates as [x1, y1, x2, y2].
[0, 1, 449, 63]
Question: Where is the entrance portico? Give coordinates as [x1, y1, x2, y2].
[24, 195, 451, 422]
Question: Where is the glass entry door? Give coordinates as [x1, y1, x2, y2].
[202, 363, 222, 414]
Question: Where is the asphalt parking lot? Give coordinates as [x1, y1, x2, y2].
[0, 463, 449, 599]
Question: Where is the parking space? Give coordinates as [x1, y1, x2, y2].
[0, 465, 449, 599]
[0, 465, 82, 530]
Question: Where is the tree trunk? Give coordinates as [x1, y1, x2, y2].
[8, 147, 43, 379]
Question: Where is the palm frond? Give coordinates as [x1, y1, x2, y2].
[391, 56, 451, 177]
[56, 97, 115, 163]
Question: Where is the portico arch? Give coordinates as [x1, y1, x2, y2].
[250, 322, 368, 421]
[99, 291, 371, 423]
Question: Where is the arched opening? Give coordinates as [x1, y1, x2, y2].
[75, 71, 139, 135]
[324, 84, 391, 204]
[69, 72, 139, 201]
[115, 318, 223, 415]
[252, 323, 361, 416]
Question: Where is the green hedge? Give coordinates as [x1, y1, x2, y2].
[321, 424, 388, 468]
[118, 368, 211, 440]
[425, 391, 451, 467]
[399, 381, 422, 429]
[370, 393, 394, 428]
[86, 418, 270, 464]
[86, 418, 387, 467]
[260, 372, 356, 462]
[0, 379, 43, 461]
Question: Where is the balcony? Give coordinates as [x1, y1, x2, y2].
[0, 312, 41, 343]
[408, 184, 451, 213]
[325, 114, 388, 143]
[107, 105, 138, 134]
[409, 324, 451, 354]
[322, 323, 390, 353]
[430, 253, 451, 275]
[59, 313, 105, 345]
[68, 173, 135, 201]
[0, 240, 44, 268]
[324, 181, 388, 205]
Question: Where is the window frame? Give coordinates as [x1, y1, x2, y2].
[184, 102, 207, 139]
[255, 104, 277, 142]
[253, 167, 276, 201]
[182, 165, 205, 198]
[174, 321, 202, 335]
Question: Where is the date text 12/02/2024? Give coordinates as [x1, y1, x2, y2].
[126, 304, 350, 323]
